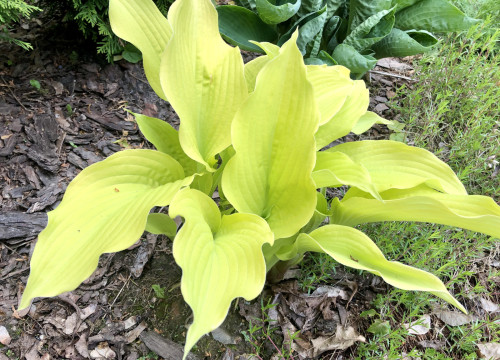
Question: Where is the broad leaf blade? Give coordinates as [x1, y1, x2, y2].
[351, 111, 398, 134]
[331, 185, 500, 238]
[395, 0, 480, 33]
[217, 5, 279, 52]
[20, 150, 193, 309]
[222, 33, 319, 239]
[145, 213, 177, 237]
[328, 140, 467, 194]
[281, 225, 466, 312]
[306, 65, 354, 125]
[169, 189, 273, 357]
[255, 0, 301, 24]
[344, 7, 396, 51]
[331, 43, 378, 76]
[161, 0, 248, 170]
[315, 80, 369, 149]
[348, 0, 393, 32]
[134, 113, 198, 175]
[372, 28, 438, 58]
[313, 151, 381, 199]
[109, 0, 172, 100]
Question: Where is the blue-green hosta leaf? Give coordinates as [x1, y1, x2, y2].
[222, 33, 319, 239]
[331, 185, 500, 239]
[255, 0, 301, 24]
[351, 111, 401, 134]
[109, 0, 172, 100]
[169, 189, 273, 358]
[372, 28, 438, 58]
[145, 213, 177, 237]
[395, 0, 480, 33]
[315, 80, 369, 149]
[19, 150, 193, 310]
[161, 0, 248, 170]
[344, 7, 396, 51]
[391, 0, 418, 11]
[331, 44, 378, 75]
[328, 140, 466, 194]
[277, 225, 466, 312]
[278, 6, 328, 55]
[217, 6, 279, 53]
[348, 0, 393, 32]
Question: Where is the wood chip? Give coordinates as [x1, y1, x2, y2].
[139, 331, 201, 360]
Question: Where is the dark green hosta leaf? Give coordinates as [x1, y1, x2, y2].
[395, 0, 480, 33]
[391, 0, 418, 11]
[235, 0, 257, 11]
[304, 51, 338, 65]
[217, 5, 278, 53]
[278, 6, 328, 55]
[372, 28, 438, 58]
[255, 0, 301, 24]
[344, 7, 395, 51]
[324, 15, 341, 44]
[296, 0, 322, 18]
[348, 0, 392, 32]
[331, 43, 377, 75]
[325, 0, 344, 18]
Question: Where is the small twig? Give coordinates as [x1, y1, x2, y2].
[369, 69, 416, 81]
[127, 71, 149, 85]
[1, 75, 28, 111]
[0, 266, 29, 280]
[109, 273, 131, 308]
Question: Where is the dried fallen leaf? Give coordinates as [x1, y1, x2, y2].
[479, 298, 499, 313]
[310, 325, 365, 358]
[477, 343, 500, 359]
[75, 334, 90, 358]
[434, 310, 476, 326]
[90, 343, 116, 359]
[0, 326, 11, 345]
[419, 340, 445, 350]
[405, 314, 431, 335]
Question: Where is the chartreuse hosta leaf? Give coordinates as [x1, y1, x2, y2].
[109, 0, 171, 100]
[315, 79, 369, 149]
[245, 42, 354, 125]
[313, 151, 381, 199]
[169, 189, 273, 358]
[222, 33, 318, 239]
[161, 0, 248, 170]
[19, 150, 193, 309]
[351, 110, 397, 134]
[332, 185, 500, 239]
[327, 140, 467, 194]
[134, 113, 213, 194]
[276, 225, 466, 312]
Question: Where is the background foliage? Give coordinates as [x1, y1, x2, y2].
[0, 0, 41, 49]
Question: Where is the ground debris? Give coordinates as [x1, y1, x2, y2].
[477, 343, 500, 359]
[139, 331, 202, 360]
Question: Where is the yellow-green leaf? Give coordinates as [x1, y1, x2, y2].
[145, 213, 177, 237]
[313, 151, 381, 199]
[351, 111, 397, 134]
[161, 0, 247, 170]
[315, 80, 369, 149]
[278, 225, 466, 312]
[306, 65, 354, 125]
[109, 0, 172, 100]
[332, 185, 500, 238]
[134, 113, 198, 175]
[222, 33, 318, 239]
[20, 150, 193, 310]
[328, 140, 466, 194]
[169, 189, 273, 358]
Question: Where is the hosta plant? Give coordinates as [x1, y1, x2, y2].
[19, 0, 500, 357]
[217, 0, 480, 77]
